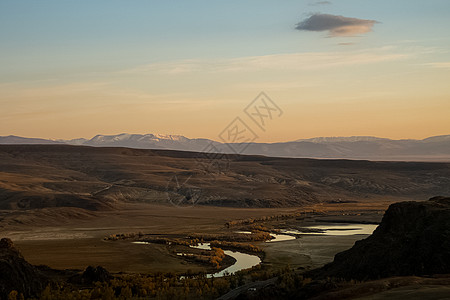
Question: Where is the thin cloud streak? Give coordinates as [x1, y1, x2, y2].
[309, 1, 332, 6]
[425, 62, 450, 69]
[121, 48, 410, 75]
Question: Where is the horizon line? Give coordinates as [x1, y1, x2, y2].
[1, 133, 449, 144]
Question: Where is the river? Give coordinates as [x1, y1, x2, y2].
[132, 223, 377, 277]
[190, 243, 261, 277]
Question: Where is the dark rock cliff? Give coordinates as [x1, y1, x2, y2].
[0, 238, 48, 299]
[314, 196, 450, 280]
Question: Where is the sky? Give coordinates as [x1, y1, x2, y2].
[1, 0, 449, 142]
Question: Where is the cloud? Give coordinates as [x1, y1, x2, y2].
[309, 1, 332, 6]
[121, 48, 409, 75]
[424, 62, 450, 69]
[295, 13, 379, 37]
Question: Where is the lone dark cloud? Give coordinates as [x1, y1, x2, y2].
[295, 13, 379, 37]
[309, 1, 332, 6]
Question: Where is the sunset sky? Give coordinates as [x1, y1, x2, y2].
[1, 0, 449, 142]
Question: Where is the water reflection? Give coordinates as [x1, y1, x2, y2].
[266, 233, 296, 243]
[284, 224, 378, 236]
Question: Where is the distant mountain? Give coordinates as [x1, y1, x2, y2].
[0, 135, 62, 145]
[85, 133, 191, 146]
[295, 136, 391, 143]
[1, 134, 449, 161]
[243, 136, 450, 161]
[59, 138, 88, 145]
[423, 135, 450, 142]
[75, 133, 217, 152]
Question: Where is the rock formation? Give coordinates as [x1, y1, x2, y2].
[315, 196, 450, 280]
[0, 238, 48, 299]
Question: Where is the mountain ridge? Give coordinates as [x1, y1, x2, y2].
[1, 134, 449, 161]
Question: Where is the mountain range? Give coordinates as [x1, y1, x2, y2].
[1, 133, 449, 161]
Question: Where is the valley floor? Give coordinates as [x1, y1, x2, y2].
[1, 200, 392, 274]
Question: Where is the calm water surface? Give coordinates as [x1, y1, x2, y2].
[283, 224, 378, 236]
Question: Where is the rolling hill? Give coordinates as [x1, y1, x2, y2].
[0, 144, 449, 211]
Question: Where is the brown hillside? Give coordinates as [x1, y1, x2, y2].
[0, 145, 449, 209]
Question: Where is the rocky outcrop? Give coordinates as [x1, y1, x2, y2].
[0, 238, 49, 299]
[81, 266, 112, 284]
[68, 265, 112, 286]
[314, 196, 450, 280]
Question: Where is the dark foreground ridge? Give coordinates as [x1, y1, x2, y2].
[313, 196, 450, 280]
[0, 238, 112, 299]
[0, 238, 48, 299]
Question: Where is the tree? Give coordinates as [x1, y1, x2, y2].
[7, 291, 18, 300]
[119, 286, 132, 299]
